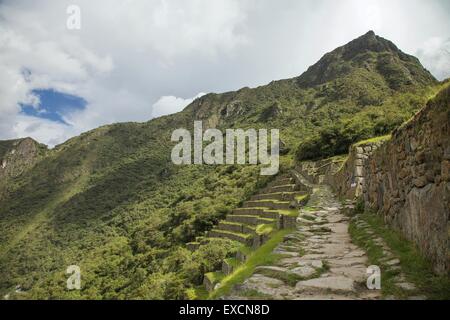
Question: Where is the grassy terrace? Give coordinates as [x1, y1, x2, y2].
[255, 223, 275, 236]
[349, 211, 450, 300]
[227, 215, 276, 223]
[209, 229, 253, 240]
[295, 194, 308, 201]
[220, 221, 256, 230]
[208, 228, 294, 299]
[266, 209, 299, 217]
[353, 134, 391, 146]
[248, 199, 290, 204]
[256, 191, 303, 196]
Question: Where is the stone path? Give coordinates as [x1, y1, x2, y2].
[226, 184, 382, 300]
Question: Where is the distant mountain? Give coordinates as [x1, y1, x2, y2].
[0, 138, 47, 198]
[0, 32, 443, 299]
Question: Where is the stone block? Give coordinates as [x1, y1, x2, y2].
[413, 176, 428, 188]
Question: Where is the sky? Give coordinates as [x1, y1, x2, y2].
[0, 0, 449, 147]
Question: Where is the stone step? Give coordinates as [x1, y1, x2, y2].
[263, 184, 296, 193]
[266, 177, 294, 188]
[195, 236, 211, 245]
[232, 208, 279, 219]
[226, 215, 276, 226]
[251, 192, 303, 201]
[218, 221, 255, 234]
[232, 207, 264, 215]
[207, 229, 254, 246]
[186, 242, 200, 252]
[243, 200, 291, 210]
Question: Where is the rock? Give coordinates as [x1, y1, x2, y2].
[273, 249, 299, 257]
[310, 260, 324, 269]
[386, 265, 401, 272]
[290, 266, 316, 278]
[220, 100, 246, 118]
[413, 176, 428, 188]
[327, 257, 367, 267]
[396, 282, 416, 291]
[385, 258, 400, 266]
[355, 166, 363, 177]
[255, 266, 288, 273]
[297, 218, 314, 225]
[442, 160, 450, 181]
[296, 276, 356, 292]
[344, 250, 366, 258]
[330, 266, 367, 282]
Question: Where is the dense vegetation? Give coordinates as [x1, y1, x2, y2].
[0, 31, 444, 299]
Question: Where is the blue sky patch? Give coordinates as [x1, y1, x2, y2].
[20, 89, 87, 125]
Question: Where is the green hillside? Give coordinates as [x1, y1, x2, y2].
[0, 31, 443, 299]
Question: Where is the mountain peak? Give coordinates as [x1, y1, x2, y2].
[357, 30, 377, 43]
[297, 31, 436, 88]
[342, 30, 399, 58]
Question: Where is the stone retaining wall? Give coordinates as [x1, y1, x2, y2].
[330, 87, 449, 274]
[331, 142, 382, 199]
[361, 88, 450, 274]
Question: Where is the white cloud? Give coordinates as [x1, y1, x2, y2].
[0, 0, 249, 145]
[0, 0, 449, 146]
[152, 93, 206, 118]
[416, 37, 450, 81]
[11, 115, 79, 148]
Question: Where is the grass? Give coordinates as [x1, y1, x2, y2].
[300, 206, 316, 212]
[300, 214, 315, 221]
[255, 191, 294, 197]
[205, 271, 225, 284]
[208, 229, 293, 299]
[210, 229, 253, 239]
[249, 199, 290, 204]
[237, 245, 253, 258]
[353, 134, 391, 147]
[235, 207, 271, 210]
[328, 154, 348, 163]
[349, 212, 450, 299]
[295, 194, 308, 202]
[220, 221, 243, 227]
[257, 269, 303, 286]
[188, 286, 209, 300]
[266, 209, 299, 217]
[258, 217, 277, 224]
[255, 223, 276, 236]
[224, 257, 240, 268]
[396, 83, 449, 131]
